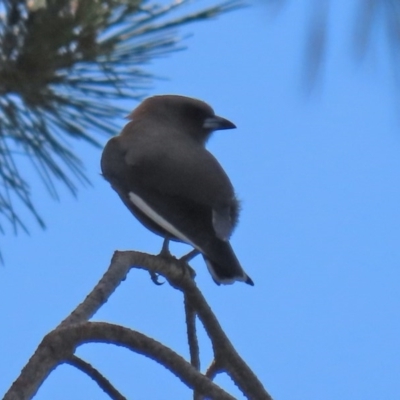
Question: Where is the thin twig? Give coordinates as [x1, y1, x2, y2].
[184, 292, 201, 400]
[184, 293, 200, 370]
[126, 251, 273, 400]
[65, 355, 127, 400]
[4, 322, 236, 400]
[182, 278, 272, 400]
[59, 251, 133, 328]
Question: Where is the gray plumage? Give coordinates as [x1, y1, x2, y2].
[101, 95, 253, 285]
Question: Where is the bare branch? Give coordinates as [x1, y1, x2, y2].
[184, 293, 200, 371]
[59, 251, 133, 328]
[5, 322, 236, 400]
[184, 292, 201, 400]
[65, 355, 127, 400]
[5, 251, 271, 400]
[180, 279, 271, 400]
[110, 251, 273, 400]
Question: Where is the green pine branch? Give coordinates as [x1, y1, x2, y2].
[0, 0, 242, 234]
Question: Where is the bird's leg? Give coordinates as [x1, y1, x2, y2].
[180, 249, 200, 263]
[154, 240, 199, 283]
[178, 249, 199, 280]
[159, 237, 172, 258]
[150, 237, 171, 285]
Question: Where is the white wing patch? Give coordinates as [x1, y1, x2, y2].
[128, 191, 199, 250]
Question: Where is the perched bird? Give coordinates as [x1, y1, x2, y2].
[101, 95, 253, 285]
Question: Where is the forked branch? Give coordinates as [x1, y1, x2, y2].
[4, 251, 272, 400]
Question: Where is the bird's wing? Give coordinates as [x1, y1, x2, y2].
[125, 142, 239, 240]
[212, 206, 234, 241]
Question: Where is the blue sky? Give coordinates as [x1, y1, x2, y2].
[1, 1, 399, 399]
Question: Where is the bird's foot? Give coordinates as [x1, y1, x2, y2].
[151, 237, 172, 285]
[178, 255, 197, 280]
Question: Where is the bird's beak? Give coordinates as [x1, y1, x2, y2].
[203, 115, 236, 130]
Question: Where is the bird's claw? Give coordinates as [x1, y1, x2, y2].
[178, 257, 196, 280]
[149, 271, 165, 285]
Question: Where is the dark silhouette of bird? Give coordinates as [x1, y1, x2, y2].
[101, 95, 253, 285]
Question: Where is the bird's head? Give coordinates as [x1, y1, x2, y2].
[126, 95, 236, 144]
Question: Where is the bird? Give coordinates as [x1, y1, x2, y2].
[101, 95, 253, 285]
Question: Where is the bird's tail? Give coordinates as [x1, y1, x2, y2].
[202, 241, 254, 286]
